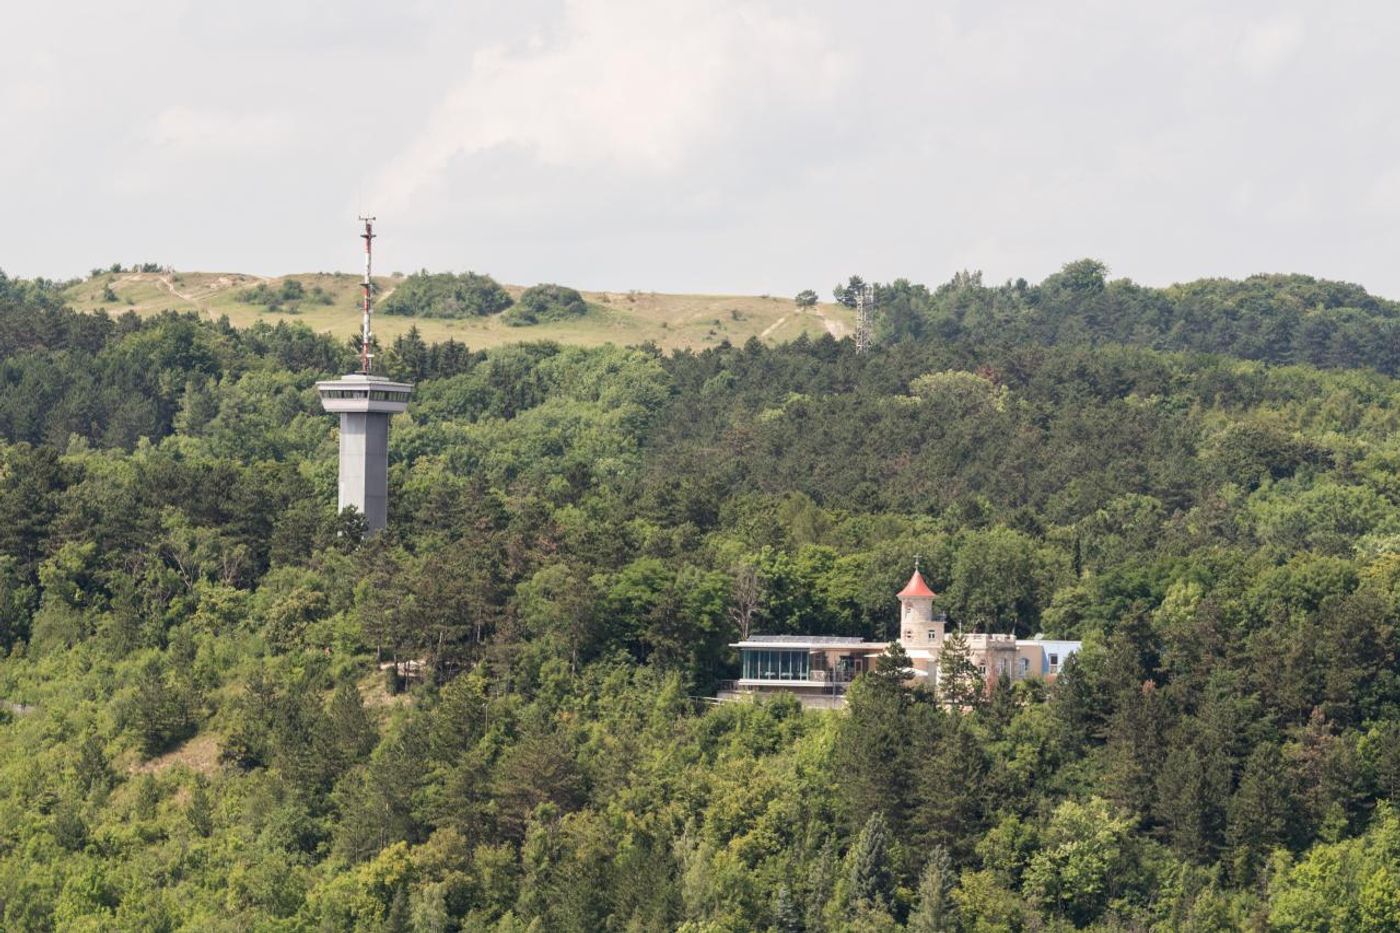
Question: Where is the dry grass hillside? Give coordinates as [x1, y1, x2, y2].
[62, 271, 853, 351]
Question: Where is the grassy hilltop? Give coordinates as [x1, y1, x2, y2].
[61, 270, 852, 350]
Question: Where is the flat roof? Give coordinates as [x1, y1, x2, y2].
[316, 373, 414, 391]
[733, 635, 886, 649]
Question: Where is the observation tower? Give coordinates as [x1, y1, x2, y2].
[315, 218, 411, 532]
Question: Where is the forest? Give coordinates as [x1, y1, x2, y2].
[3, 261, 1400, 930]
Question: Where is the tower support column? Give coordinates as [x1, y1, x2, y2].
[317, 373, 412, 533]
[338, 411, 391, 530]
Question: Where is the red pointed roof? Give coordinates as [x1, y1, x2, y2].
[897, 570, 936, 599]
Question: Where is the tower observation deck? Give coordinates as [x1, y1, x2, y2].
[316, 218, 411, 532]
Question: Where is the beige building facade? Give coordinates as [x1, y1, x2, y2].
[720, 567, 1080, 707]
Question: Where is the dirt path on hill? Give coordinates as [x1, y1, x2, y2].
[157, 275, 200, 304]
[761, 307, 848, 340]
[814, 306, 848, 338]
[759, 314, 790, 339]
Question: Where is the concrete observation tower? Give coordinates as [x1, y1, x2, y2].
[316, 218, 412, 532]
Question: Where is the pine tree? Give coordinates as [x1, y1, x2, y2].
[849, 812, 894, 911]
[773, 883, 803, 933]
[1227, 742, 1296, 883]
[74, 733, 112, 795]
[873, 640, 915, 686]
[1102, 679, 1170, 821]
[912, 715, 989, 862]
[908, 846, 957, 933]
[173, 376, 217, 436]
[130, 655, 198, 757]
[937, 630, 982, 708]
[388, 325, 429, 382]
[187, 779, 213, 838]
[325, 680, 377, 774]
[1362, 719, 1400, 802]
[385, 884, 411, 933]
[804, 839, 839, 932]
[835, 676, 913, 834]
[1155, 742, 1213, 862]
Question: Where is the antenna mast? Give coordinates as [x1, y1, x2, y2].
[358, 216, 376, 374]
[854, 283, 875, 354]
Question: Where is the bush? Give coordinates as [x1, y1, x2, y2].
[380, 271, 513, 319]
[237, 278, 333, 312]
[502, 284, 589, 326]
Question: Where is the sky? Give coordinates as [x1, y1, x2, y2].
[4, 0, 1400, 297]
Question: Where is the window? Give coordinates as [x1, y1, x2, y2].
[320, 389, 409, 402]
[743, 649, 809, 681]
[927, 629, 937, 641]
[1019, 657, 1029, 676]
[1049, 653, 1060, 674]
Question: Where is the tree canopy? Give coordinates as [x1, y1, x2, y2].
[3, 261, 1400, 929]
[501, 284, 589, 327]
[379, 270, 514, 319]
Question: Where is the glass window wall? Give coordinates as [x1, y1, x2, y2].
[741, 649, 811, 681]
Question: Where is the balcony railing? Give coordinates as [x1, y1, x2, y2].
[723, 668, 859, 687]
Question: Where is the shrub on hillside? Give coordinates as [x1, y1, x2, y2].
[502, 284, 589, 326]
[238, 278, 333, 312]
[380, 271, 513, 318]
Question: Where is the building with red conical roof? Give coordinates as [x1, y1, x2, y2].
[719, 559, 1080, 707]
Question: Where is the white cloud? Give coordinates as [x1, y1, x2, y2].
[1236, 14, 1305, 78]
[367, 0, 847, 212]
[148, 106, 297, 155]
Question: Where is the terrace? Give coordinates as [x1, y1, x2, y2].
[719, 635, 887, 702]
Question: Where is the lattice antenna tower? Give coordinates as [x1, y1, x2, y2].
[854, 283, 875, 354]
[358, 216, 376, 374]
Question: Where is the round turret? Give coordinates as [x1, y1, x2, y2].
[897, 566, 942, 649]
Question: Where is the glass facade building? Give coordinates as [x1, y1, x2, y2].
[740, 648, 811, 681]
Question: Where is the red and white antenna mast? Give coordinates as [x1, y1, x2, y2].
[358, 216, 376, 374]
[855, 283, 875, 355]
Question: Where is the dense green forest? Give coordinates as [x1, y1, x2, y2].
[4, 261, 1400, 930]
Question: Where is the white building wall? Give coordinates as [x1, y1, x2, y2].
[338, 411, 391, 531]
[899, 596, 942, 650]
